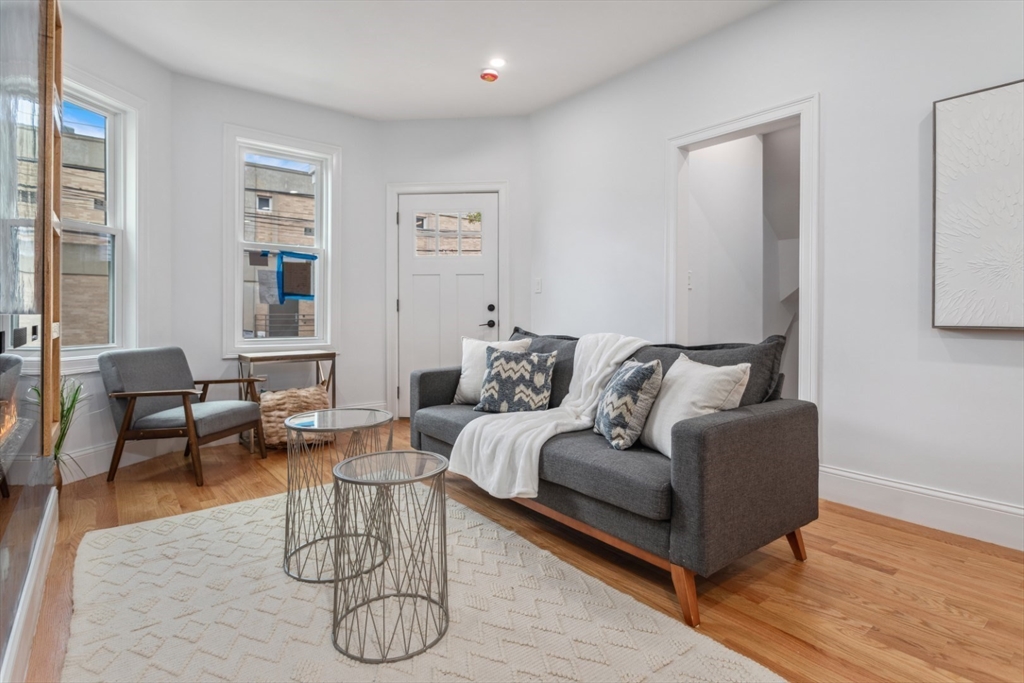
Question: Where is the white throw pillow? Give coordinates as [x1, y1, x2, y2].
[639, 353, 751, 456]
[453, 337, 532, 404]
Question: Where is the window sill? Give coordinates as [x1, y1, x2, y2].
[15, 352, 105, 377]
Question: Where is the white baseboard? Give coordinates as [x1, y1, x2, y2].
[0, 487, 58, 683]
[9, 400, 393, 485]
[7, 441, 159, 485]
[819, 464, 1024, 551]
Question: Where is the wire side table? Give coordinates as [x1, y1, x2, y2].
[284, 408, 393, 583]
[332, 450, 449, 663]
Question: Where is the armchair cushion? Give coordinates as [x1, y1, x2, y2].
[133, 400, 260, 437]
[99, 347, 197, 430]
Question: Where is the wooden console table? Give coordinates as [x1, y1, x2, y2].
[236, 350, 337, 450]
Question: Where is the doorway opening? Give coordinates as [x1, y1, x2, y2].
[666, 96, 820, 403]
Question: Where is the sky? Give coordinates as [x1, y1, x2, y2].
[244, 152, 315, 173]
[64, 101, 106, 139]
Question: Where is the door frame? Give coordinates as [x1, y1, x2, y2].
[664, 94, 821, 406]
[385, 181, 511, 417]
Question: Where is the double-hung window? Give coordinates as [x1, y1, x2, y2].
[14, 80, 135, 370]
[224, 127, 335, 355]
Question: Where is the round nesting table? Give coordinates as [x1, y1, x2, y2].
[332, 450, 449, 663]
[283, 408, 393, 583]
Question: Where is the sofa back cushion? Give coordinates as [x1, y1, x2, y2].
[510, 327, 578, 407]
[510, 329, 785, 407]
[633, 335, 785, 406]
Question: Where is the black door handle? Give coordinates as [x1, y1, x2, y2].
[479, 320, 496, 328]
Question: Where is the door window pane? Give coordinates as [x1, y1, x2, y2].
[461, 211, 482, 255]
[61, 229, 114, 346]
[416, 212, 437, 256]
[61, 101, 107, 225]
[244, 153, 316, 246]
[414, 211, 481, 256]
[241, 251, 316, 339]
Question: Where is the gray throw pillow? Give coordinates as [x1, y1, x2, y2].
[594, 358, 663, 450]
[510, 328, 578, 407]
[475, 348, 558, 413]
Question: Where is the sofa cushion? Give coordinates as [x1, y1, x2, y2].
[594, 358, 663, 450]
[510, 328, 578, 407]
[413, 404, 491, 446]
[633, 335, 785, 406]
[132, 400, 259, 438]
[454, 337, 532, 405]
[476, 348, 557, 413]
[539, 431, 672, 521]
[639, 355, 750, 456]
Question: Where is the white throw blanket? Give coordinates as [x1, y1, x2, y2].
[449, 333, 648, 498]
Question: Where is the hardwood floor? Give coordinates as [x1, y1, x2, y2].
[27, 419, 1024, 683]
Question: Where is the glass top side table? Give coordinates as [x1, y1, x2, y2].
[332, 450, 450, 663]
[283, 408, 393, 583]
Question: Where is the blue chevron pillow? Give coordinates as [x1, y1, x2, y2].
[475, 348, 557, 413]
[594, 358, 663, 450]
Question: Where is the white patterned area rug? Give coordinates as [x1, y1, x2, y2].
[62, 492, 785, 682]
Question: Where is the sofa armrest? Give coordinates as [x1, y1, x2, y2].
[409, 366, 461, 449]
[669, 399, 819, 576]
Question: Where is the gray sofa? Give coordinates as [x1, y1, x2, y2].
[410, 329, 819, 627]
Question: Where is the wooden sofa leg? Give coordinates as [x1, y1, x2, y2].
[786, 528, 807, 561]
[670, 564, 700, 627]
[183, 440, 191, 459]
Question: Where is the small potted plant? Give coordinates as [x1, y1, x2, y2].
[30, 376, 86, 492]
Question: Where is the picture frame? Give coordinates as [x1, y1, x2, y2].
[932, 79, 1023, 329]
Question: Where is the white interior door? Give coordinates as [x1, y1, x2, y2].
[398, 192, 499, 416]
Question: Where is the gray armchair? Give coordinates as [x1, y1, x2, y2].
[98, 347, 268, 486]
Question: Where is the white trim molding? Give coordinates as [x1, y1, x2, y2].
[0, 487, 58, 683]
[384, 181, 512, 417]
[664, 94, 822, 407]
[13, 66, 142, 376]
[221, 124, 340, 358]
[820, 464, 1024, 550]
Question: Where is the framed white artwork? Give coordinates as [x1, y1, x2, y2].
[933, 80, 1023, 329]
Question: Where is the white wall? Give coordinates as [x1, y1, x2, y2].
[169, 75, 386, 407]
[762, 126, 800, 399]
[8, 13, 180, 482]
[687, 135, 764, 345]
[381, 118, 533, 329]
[530, 0, 1024, 547]
[13, 16, 533, 484]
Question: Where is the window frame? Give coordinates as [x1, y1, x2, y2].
[13, 77, 138, 375]
[222, 126, 337, 357]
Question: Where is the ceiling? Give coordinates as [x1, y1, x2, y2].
[64, 0, 774, 121]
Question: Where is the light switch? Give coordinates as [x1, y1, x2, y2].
[534, 278, 543, 294]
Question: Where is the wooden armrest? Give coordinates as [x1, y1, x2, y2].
[109, 389, 202, 399]
[194, 377, 267, 385]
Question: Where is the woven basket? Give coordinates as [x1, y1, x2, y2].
[259, 383, 331, 449]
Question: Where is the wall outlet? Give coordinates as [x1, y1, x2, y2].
[534, 277, 543, 294]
